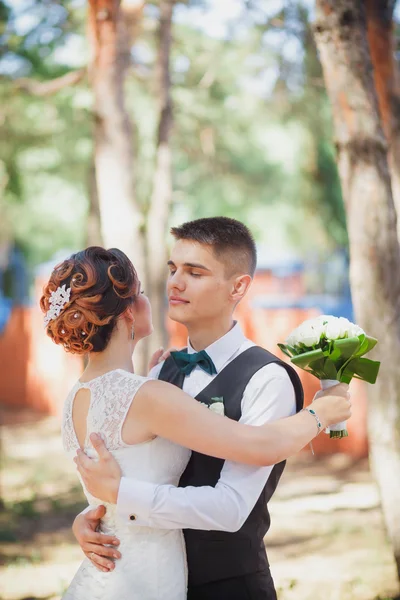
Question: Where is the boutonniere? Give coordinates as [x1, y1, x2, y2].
[209, 396, 224, 416]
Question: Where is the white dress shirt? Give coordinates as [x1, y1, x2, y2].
[117, 322, 296, 532]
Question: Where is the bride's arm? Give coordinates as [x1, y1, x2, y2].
[134, 380, 350, 466]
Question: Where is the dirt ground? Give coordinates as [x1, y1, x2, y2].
[0, 407, 399, 600]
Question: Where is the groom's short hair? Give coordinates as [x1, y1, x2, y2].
[171, 217, 257, 277]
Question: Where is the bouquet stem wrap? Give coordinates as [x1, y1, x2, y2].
[320, 379, 348, 438]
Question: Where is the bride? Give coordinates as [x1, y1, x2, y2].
[40, 246, 351, 600]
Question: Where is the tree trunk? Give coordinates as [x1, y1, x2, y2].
[366, 0, 400, 239]
[86, 161, 103, 247]
[87, 0, 145, 269]
[145, 0, 175, 354]
[87, 0, 147, 373]
[314, 0, 400, 581]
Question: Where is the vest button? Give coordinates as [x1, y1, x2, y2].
[129, 514, 137, 521]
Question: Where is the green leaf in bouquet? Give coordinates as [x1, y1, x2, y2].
[307, 357, 328, 379]
[332, 337, 361, 359]
[327, 345, 341, 361]
[277, 343, 293, 358]
[339, 372, 353, 385]
[336, 335, 378, 378]
[354, 335, 378, 357]
[342, 357, 381, 384]
[291, 348, 325, 368]
[308, 368, 326, 378]
[280, 343, 302, 357]
[321, 358, 338, 380]
[299, 342, 322, 352]
[365, 335, 378, 351]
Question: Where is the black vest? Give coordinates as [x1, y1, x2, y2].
[159, 346, 304, 587]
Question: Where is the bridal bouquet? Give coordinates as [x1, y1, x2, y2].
[278, 315, 380, 438]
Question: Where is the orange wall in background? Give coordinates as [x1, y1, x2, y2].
[0, 281, 83, 415]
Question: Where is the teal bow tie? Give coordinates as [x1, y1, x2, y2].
[170, 349, 217, 376]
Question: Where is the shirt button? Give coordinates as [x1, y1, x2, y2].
[129, 514, 137, 521]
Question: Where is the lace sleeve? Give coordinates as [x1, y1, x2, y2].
[86, 371, 149, 451]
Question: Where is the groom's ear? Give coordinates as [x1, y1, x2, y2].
[230, 274, 252, 304]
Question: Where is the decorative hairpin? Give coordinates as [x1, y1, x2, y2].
[44, 284, 71, 327]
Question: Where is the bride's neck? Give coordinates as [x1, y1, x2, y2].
[83, 332, 135, 378]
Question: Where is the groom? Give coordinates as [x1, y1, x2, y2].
[74, 216, 304, 599]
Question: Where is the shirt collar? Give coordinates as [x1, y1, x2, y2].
[187, 321, 246, 373]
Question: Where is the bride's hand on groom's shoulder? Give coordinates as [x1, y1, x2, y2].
[72, 506, 121, 572]
[148, 347, 180, 372]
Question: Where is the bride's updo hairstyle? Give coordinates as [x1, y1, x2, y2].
[40, 247, 139, 355]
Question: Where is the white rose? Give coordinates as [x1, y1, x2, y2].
[298, 324, 320, 347]
[347, 323, 364, 338]
[285, 315, 365, 351]
[289, 319, 324, 348]
[323, 316, 361, 340]
[209, 402, 225, 416]
[286, 324, 304, 347]
[308, 317, 326, 334]
[285, 333, 297, 347]
[316, 315, 330, 325]
[324, 316, 345, 340]
[338, 317, 353, 337]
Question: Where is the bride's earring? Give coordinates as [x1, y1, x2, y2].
[131, 325, 135, 340]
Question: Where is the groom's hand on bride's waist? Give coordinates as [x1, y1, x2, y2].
[74, 433, 122, 504]
[72, 506, 121, 572]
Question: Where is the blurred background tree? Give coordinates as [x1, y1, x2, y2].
[366, 0, 400, 234]
[0, 0, 347, 266]
[0, 0, 349, 364]
[314, 0, 400, 580]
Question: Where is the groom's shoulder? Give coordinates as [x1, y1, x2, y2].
[239, 343, 296, 382]
[239, 342, 284, 364]
[242, 346, 304, 409]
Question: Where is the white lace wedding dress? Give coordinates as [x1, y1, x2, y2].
[61, 369, 190, 600]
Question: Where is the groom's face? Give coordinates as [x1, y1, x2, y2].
[166, 239, 237, 326]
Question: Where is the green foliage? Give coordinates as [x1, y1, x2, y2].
[265, 2, 347, 246]
[0, 0, 347, 270]
[170, 25, 286, 225]
[0, 0, 90, 265]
